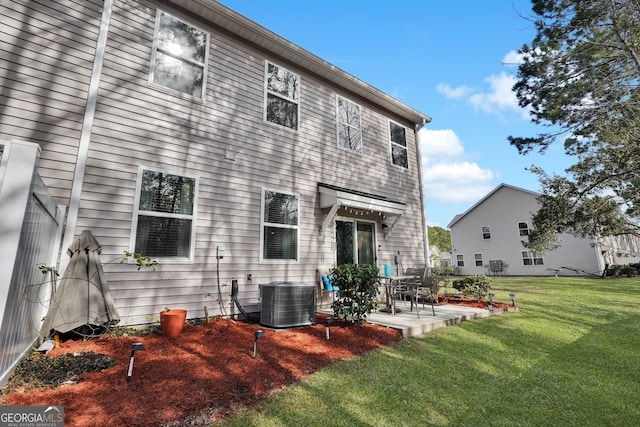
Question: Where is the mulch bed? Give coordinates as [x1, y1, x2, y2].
[1, 298, 512, 426]
[1, 314, 402, 426]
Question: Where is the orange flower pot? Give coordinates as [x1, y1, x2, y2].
[159, 309, 187, 338]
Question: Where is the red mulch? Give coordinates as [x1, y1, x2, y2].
[2, 299, 509, 426]
[2, 314, 401, 426]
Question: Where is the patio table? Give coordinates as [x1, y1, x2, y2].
[379, 275, 420, 315]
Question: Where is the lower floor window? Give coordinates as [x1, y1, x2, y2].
[132, 167, 197, 260]
[474, 253, 483, 267]
[261, 188, 299, 262]
[456, 254, 464, 267]
[522, 250, 544, 265]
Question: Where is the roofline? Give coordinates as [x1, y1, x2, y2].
[166, 0, 432, 127]
[447, 183, 540, 228]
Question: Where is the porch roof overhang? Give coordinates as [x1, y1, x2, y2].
[318, 183, 405, 239]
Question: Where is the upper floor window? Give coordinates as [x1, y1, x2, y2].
[389, 121, 408, 168]
[150, 10, 209, 99]
[456, 254, 464, 267]
[261, 188, 299, 262]
[522, 250, 544, 266]
[474, 253, 483, 267]
[337, 96, 362, 154]
[482, 226, 491, 239]
[518, 222, 530, 236]
[264, 61, 299, 130]
[132, 167, 198, 261]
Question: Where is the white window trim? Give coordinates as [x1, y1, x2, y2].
[388, 120, 409, 169]
[336, 95, 363, 155]
[482, 225, 491, 240]
[456, 254, 465, 267]
[263, 60, 300, 131]
[129, 165, 199, 264]
[474, 253, 483, 267]
[148, 9, 210, 101]
[259, 187, 300, 264]
[522, 250, 544, 266]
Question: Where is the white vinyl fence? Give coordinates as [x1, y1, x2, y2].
[0, 140, 64, 386]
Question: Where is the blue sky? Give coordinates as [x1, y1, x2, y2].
[218, 0, 573, 228]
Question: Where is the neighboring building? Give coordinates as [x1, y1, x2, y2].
[448, 183, 640, 276]
[1, 0, 431, 336]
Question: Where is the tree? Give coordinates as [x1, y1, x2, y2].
[428, 226, 451, 252]
[510, 0, 640, 252]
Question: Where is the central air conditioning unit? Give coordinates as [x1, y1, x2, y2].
[259, 282, 317, 328]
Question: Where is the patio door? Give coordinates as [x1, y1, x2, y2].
[335, 220, 376, 265]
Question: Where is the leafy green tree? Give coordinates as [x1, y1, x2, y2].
[510, 0, 640, 252]
[428, 226, 451, 252]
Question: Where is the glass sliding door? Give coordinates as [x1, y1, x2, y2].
[336, 219, 376, 265]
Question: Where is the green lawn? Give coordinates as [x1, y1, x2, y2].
[218, 276, 640, 426]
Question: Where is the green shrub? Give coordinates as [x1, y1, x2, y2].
[330, 264, 381, 324]
[452, 275, 491, 301]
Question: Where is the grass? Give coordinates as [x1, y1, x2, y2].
[218, 276, 640, 426]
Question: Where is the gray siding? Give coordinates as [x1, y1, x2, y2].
[0, 0, 103, 203]
[3, 0, 427, 325]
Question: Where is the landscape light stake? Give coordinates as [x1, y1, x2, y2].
[488, 293, 494, 313]
[126, 343, 145, 383]
[254, 330, 265, 359]
[509, 293, 516, 306]
[325, 317, 334, 340]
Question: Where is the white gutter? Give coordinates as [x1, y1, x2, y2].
[59, 0, 113, 273]
[415, 121, 430, 268]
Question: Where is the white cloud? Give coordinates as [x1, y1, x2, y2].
[502, 50, 523, 67]
[421, 129, 464, 158]
[420, 128, 495, 203]
[468, 72, 519, 114]
[436, 83, 474, 99]
[436, 50, 530, 119]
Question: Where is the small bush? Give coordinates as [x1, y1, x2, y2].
[452, 275, 491, 301]
[330, 264, 380, 324]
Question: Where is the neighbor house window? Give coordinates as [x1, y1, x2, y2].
[456, 254, 464, 267]
[337, 96, 362, 154]
[522, 251, 544, 266]
[132, 168, 198, 260]
[261, 188, 299, 262]
[518, 222, 530, 236]
[389, 121, 408, 168]
[482, 226, 491, 239]
[474, 253, 483, 267]
[149, 10, 209, 99]
[264, 61, 299, 130]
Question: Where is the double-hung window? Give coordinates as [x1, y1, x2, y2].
[150, 10, 209, 99]
[337, 96, 362, 154]
[518, 222, 530, 236]
[264, 61, 300, 130]
[261, 188, 299, 262]
[456, 254, 465, 267]
[481, 226, 491, 239]
[522, 250, 544, 266]
[131, 168, 198, 261]
[389, 121, 408, 168]
[474, 253, 483, 267]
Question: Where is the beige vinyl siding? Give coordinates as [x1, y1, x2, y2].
[57, 0, 426, 324]
[0, 0, 103, 205]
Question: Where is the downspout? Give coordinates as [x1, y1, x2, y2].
[415, 118, 430, 268]
[59, 0, 113, 273]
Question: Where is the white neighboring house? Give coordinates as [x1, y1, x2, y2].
[447, 183, 640, 276]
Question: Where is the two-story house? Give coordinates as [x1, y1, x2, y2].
[0, 0, 431, 380]
[448, 183, 640, 276]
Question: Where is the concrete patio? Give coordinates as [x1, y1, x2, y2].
[318, 303, 491, 337]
